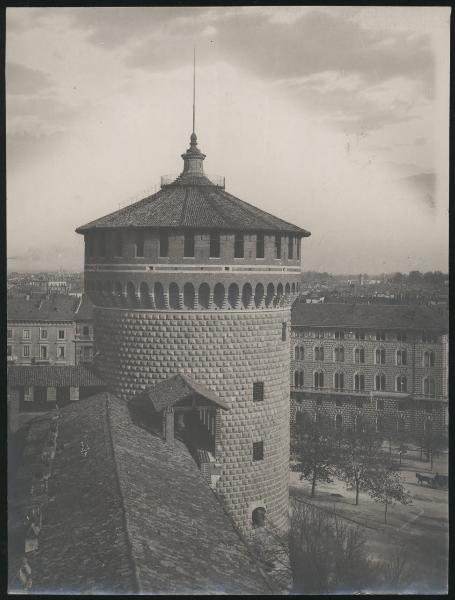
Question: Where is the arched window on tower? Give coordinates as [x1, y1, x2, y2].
[183, 283, 195, 309]
[154, 282, 165, 309]
[126, 282, 136, 306]
[198, 283, 210, 309]
[252, 507, 266, 528]
[140, 282, 150, 308]
[265, 283, 274, 307]
[254, 283, 264, 308]
[242, 283, 253, 308]
[213, 283, 225, 308]
[169, 283, 180, 309]
[335, 413, 343, 432]
[228, 283, 239, 309]
[334, 372, 344, 391]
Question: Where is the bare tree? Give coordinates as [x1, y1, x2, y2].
[291, 411, 337, 497]
[336, 428, 385, 506]
[367, 466, 412, 524]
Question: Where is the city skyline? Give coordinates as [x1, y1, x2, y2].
[6, 6, 450, 273]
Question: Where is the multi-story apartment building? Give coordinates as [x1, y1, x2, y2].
[7, 294, 94, 366]
[290, 302, 449, 437]
[74, 295, 95, 365]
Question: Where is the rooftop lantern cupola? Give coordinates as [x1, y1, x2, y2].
[181, 132, 206, 176]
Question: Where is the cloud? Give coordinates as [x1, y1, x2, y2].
[5, 61, 54, 95]
[400, 172, 436, 210]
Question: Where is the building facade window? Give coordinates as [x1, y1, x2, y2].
[282, 322, 287, 341]
[23, 345, 30, 358]
[396, 376, 407, 393]
[253, 381, 264, 401]
[57, 346, 66, 359]
[296, 238, 301, 259]
[40, 329, 48, 340]
[7, 345, 12, 357]
[209, 232, 220, 258]
[7, 328, 13, 339]
[335, 414, 343, 432]
[136, 231, 145, 257]
[253, 441, 264, 461]
[354, 373, 365, 391]
[40, 345, 48, 359]
[375, 373, 386, 391]
[335, 330, 344, 340]
[334, 372, 344, 391]
[424, 351, 435, 367]
[376, 331, 386, 341]
[294, 370, 304, 388]
[355, 331, 365, 340]
[314, 346, 324, 361]
[234, 233, 244, 258]
[294, 345, 305, 360]
[396, 349, 407, 366]
[354, 347, 365, 363]
[159, 232, 169, 257]
[275, 235, 281, 259]
[83, 325, 90, 336]
[23, 329, 30, 340]
[422, 333, 437, 344]
[376, 398, 384, 410]
[423, 377, 435, 396]
[314, 371, 324, 389]
[334, 346, 345, 362]
[58, 329, 65, 340]
[375, 348, 386, 365]
[256, 233, 265, 259]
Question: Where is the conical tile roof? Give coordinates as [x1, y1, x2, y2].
[76, 134, 310, 237]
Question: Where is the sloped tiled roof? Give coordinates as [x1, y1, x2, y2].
[74, 295, 95, 321]
[291, 302, 449, 332]
[75, 177, 310, 236]
[7, 295, 81, 322]
[13, 394, 270, 594]
[144, 373, 230, 412]
[7, 365, 105, 388]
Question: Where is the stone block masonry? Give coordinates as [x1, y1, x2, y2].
[95, 307, 291, 535]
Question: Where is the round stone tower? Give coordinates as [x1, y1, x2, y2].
[76, 132, 310, 535]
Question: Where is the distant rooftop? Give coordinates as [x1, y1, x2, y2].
[7, 365, 105, 388]
[291, 302, 449, 333]
[7, 295, 90, 322]
[9, 394, 270, 594]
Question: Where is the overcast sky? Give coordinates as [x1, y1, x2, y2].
[6, 6, 450, 273]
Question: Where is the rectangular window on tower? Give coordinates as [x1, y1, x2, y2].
[252, 441, 264, 462]
[288, 236, 294, 259]
[275, 235, 282, 259]
[253, 382, 264, 402]
[136, 231, 145, 257]
[184, 233, 195, 257]
[159, 232, 169, 257]
[113, 231, 123, 257]
[282, 322, 287, 341]
[256, 233, 264, 258]
[209, 232, 220, 258]
[234, 233, 244, 258]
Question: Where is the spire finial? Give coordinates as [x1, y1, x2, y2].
[192, 44, 196, 136]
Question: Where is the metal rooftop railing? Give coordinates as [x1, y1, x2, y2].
[160, 174, 225, 188]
